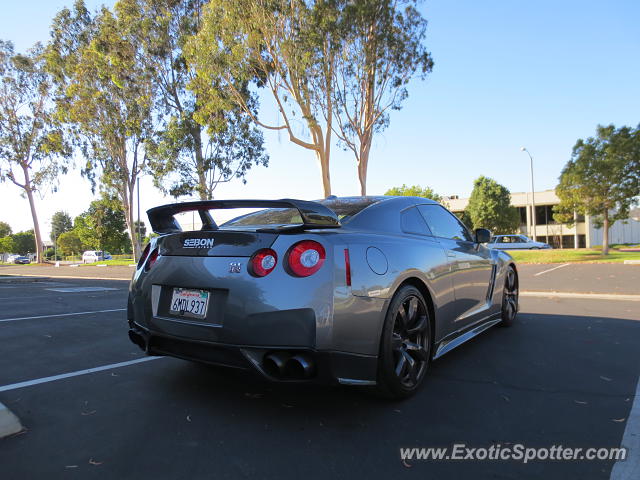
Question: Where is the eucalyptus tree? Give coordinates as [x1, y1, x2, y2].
[187, 0, 336, 197]
[47, 1, 155, 259]
[330, 0, 433, 195]
[0, 41, 70, 263]
[117, 0, 268, 200]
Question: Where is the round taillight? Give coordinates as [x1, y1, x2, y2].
[250, 248, 278, 277]
[287, 240, 325, 277]
[145, 248, 159, 271]
[137, 243, 151, 270]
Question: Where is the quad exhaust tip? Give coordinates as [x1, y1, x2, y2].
[263, 352, 315, 379]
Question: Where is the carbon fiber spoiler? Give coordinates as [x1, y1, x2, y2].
[147, 199, 341, 234]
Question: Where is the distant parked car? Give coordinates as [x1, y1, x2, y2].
[6, 254, 20, 263]
[13, 256, 31, 264]
[82, 250, 113, 263]
[489, 235, 552, 250]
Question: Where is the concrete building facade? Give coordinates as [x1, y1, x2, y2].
[446, 189, 640, 248]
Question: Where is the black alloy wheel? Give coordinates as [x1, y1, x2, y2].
[377, 286, 431, 398]
[501, 266, 518, 326]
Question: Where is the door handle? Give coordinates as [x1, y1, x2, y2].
[446, 251, 457, 259]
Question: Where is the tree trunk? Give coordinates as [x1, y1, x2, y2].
[315, 149, 331, 198]
[23, 166, 43, 263]
[122, 180, 140, 261]
[191, 126, 208, 200]
[602, 210, 609, 256]
[357, 138, 372, 196]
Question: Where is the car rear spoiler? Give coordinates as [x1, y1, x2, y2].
[147, 199, 341, 234]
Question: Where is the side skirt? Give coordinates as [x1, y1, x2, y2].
[433, 314, 502, 360]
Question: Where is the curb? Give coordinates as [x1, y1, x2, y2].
[521, 291, 640, 301]
[0, 273, 131, 281]
[624, 260, 640, 265]
[0, 276, 50, 284]
[0, 402, 23, 439]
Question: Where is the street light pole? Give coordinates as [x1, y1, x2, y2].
[520, 147, 537, 242]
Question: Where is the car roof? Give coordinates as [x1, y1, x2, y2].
[324, 195, 442, 231]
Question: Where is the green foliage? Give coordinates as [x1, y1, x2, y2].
[56, 230, 84, 256]
[43, 248, 62, 260]
[133, 220, 146, 245]
[187, 0, 334, 196]
[117, 0, 268, 200]
[0, 40, 71, 262]
[384, 184, 442, 203]
[331, 0, 433, 194]
[454, 210, 473, 230]
[11, 230, 36, 255]
[50, 211, 73, 244]
[143, 232, 159, 245]
[73, 199, 130, 254]
[0, 221, 11, 238]
[554, 125, 640, 250]
[466, 176, 519, 234]
[46, 0, 155, 259]
[0, 236, 16, 254]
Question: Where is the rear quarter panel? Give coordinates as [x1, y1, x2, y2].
[335, 231, 457, 347]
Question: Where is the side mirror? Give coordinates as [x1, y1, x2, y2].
[475, 228, 491, 244]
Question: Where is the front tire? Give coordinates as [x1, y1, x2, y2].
[500, 266, 519, 327]
[376, 286, 431, 399]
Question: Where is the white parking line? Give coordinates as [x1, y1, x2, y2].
[46, 287, 119, 293]
[520, 291, 640, 302]
[610, 375, 640, 480]
[533, 263, 570, 276]
[0, 308, 126, 323]
[0, 357, 163, 393]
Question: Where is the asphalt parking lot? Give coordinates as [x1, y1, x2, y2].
[0, 265, 638, 479]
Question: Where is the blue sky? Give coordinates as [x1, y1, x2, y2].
[1, 0, 639, 234]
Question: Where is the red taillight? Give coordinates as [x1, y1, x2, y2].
[250, 248, 278, 277]
[287, 240, 325, 277]
[344, 248, 351, 286]
[145, 248, 159, 271]
[137, 243, 151, 270]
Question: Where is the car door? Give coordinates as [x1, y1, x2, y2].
[417, 205, 494, 329]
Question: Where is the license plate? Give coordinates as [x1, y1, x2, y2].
[169, 288, 209, 319]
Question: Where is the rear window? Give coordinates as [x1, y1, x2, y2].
[221, 208, 303, 228]
[219, 197, 384, 228]
[320, 197, 384, 222]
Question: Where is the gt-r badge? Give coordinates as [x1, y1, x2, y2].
[229, 262, 242, 273]
[183, 238, 215, 248]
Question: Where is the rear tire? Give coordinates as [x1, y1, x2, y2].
[375, 286, 431, 399]
[500, 266, 519, 327]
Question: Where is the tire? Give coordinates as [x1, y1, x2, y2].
[376, 285, 431, 399]
[500, 266, 519, 327]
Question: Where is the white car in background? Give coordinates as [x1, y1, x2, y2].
[489, 235, 552, 250]
[82, 250, 113, 263]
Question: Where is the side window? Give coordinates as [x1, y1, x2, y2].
[417, 205, 474, 242]
[401, 207, 433, 236]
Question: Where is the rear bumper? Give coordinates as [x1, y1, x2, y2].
[128, 321, 377, 386]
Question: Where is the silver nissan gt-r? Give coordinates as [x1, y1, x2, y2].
[127, 196, 519, 398]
